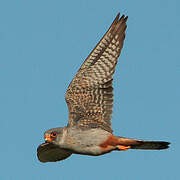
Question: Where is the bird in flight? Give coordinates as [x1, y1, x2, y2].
[37, 13, 170, 163]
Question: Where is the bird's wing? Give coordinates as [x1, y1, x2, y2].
[37, 142, 72, 163]
[65, 13, 128, 133]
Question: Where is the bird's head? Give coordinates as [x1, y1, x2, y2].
[44, 127, 64, 145]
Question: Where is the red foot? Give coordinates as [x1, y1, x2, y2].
[117, 145, 131, 151]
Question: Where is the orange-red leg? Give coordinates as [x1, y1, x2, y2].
[117, 145, 131, 151]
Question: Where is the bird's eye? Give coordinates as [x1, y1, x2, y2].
[50, 132, 57, 138]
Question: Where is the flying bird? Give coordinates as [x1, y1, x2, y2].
[37, 13, 170, 163]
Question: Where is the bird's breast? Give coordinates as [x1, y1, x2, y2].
[63, 128, 111, 155]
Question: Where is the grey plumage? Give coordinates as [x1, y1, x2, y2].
[37, 13, 170, 163]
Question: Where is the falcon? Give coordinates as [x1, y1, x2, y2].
[37, 13, 170, 163]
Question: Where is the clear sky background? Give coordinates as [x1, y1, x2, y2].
[0, 0, 179, 179]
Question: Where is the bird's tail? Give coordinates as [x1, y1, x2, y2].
[117, 137, 170, 150]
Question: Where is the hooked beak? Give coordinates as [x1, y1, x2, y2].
[44, 135, 52, 142]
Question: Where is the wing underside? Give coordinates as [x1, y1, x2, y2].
[37, 142, 72, 163]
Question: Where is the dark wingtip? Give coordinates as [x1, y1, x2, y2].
[116, 13, 128, 20]
[120, 14, 125, 19]
[124, 16, 128, 22]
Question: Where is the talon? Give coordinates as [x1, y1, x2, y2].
[117, 145, 131, 151]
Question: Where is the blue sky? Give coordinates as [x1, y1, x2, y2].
[0, 0, 179, 179]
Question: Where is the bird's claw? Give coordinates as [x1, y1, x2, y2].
[117, 145, 131, 151]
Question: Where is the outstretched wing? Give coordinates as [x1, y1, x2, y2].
[65, 13, 128, 133]
[37, 143, 72, 163]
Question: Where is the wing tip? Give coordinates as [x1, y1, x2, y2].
[116, 12, 128, 21]
[116, 12, 120, 19]
[112, 13, 121, 26]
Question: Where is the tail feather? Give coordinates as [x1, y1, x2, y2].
[117, 137, 170, 150]
[130, 140, 170, 150]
